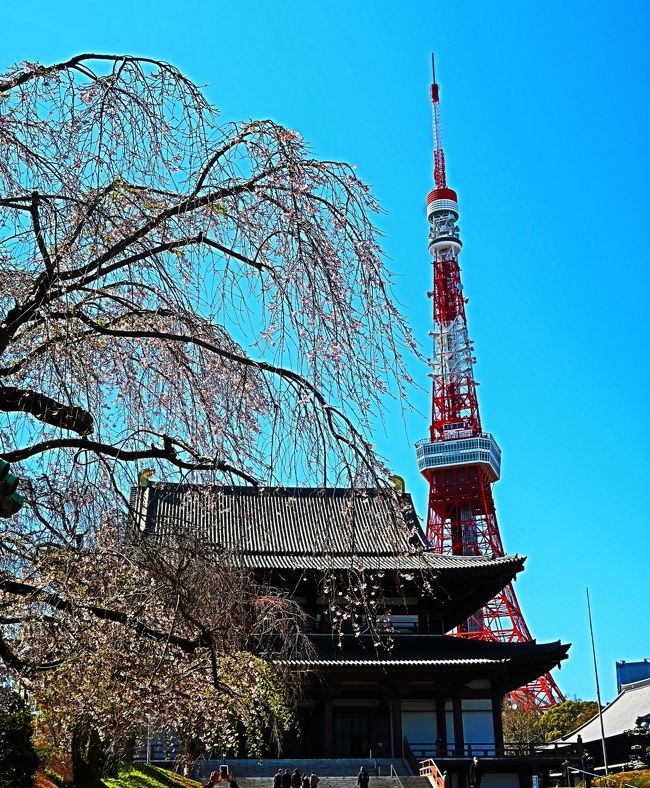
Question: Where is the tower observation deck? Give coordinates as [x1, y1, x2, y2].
[419, 55, 564, 710]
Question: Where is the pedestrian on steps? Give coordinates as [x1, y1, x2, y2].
[273, 769, 283, 788]
[468, 756, 481, 788]
[204, 767, 240, 788]
[357, 766, 370, 788]
[301, 773, 310, 788]
[290, 768, 301, 788]
[310, 773, 320, 788]
[281, 769, 291, 788]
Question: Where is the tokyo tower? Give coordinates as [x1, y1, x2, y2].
[416, 55, 564, 710]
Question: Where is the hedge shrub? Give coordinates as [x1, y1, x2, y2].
[0, 686, 39, 788]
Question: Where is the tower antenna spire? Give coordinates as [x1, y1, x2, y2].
[417, 55, 565, 711]
[430, 51, 447, 189]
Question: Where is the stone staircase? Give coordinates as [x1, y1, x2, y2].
[235, 779, 417, 788]
[189, 759, 424, 785]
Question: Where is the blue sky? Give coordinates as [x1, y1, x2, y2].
[3, 0, 648, 704]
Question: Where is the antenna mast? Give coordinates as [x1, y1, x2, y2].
[431, 53, 447, 189]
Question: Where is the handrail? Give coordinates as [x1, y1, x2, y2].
[570, 766, 636, 788]
[418, 757, 446, 788]
[389, 763, 406, 788]
[402, 737, 422, 775]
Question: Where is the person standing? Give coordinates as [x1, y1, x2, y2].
[290, 768, 301, 788]
[281, 769, 291, 788]
[583, 751, 595, 788]
[205, 770, 240, 788]
[273, 769, 283, 788]
[309, 773, 320, 788]
[357, 766, 370, 788]
[468, 756, 481, 788]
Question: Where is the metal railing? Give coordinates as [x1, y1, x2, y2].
[418, 758, 446, 788]
[568, 766, 636, 788]
[406, 739, 578, 759]
[389, 763, 407, 788]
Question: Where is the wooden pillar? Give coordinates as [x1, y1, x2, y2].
[492, 697, 504, 754]
[391, 697, 403, 758]
[323, 699, 334, 757]
[436, 700, 447, 756]
[453, 698, 464, 756]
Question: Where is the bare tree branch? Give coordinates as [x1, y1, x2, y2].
[29, 190, 54, 277]
[0, 434, 258, 485]
[0, 576, 209, 654]
[0, 386, 94, 435]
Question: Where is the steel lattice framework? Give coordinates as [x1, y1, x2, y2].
[417, 55, 564, 711]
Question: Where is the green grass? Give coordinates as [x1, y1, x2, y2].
[594, 769, 650, 787]
[102, 763, 202, 788]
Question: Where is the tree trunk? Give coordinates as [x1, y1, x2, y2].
[71, 720, 105, 788]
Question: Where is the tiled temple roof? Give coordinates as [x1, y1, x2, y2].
[559, 677, 650, 744]
[296, 634, 570, 693]
[302, 633, 569, 666]
[134, 483, 525, 575]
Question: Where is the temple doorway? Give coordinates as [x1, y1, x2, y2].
[334, 710, 371, 757]
[333, 706, 390, 758]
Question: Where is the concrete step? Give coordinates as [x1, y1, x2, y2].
[231, 779, 433, 788]
[191, 759, 414, 781]
[237, 780, 403, 788]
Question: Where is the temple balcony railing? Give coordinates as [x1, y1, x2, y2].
[307, 613, 424, 635]
[406, 739, 580, 761]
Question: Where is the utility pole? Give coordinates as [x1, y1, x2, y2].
[587, 587, 609, 774]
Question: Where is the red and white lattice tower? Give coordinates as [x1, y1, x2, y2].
[416, 55, 564, 710]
